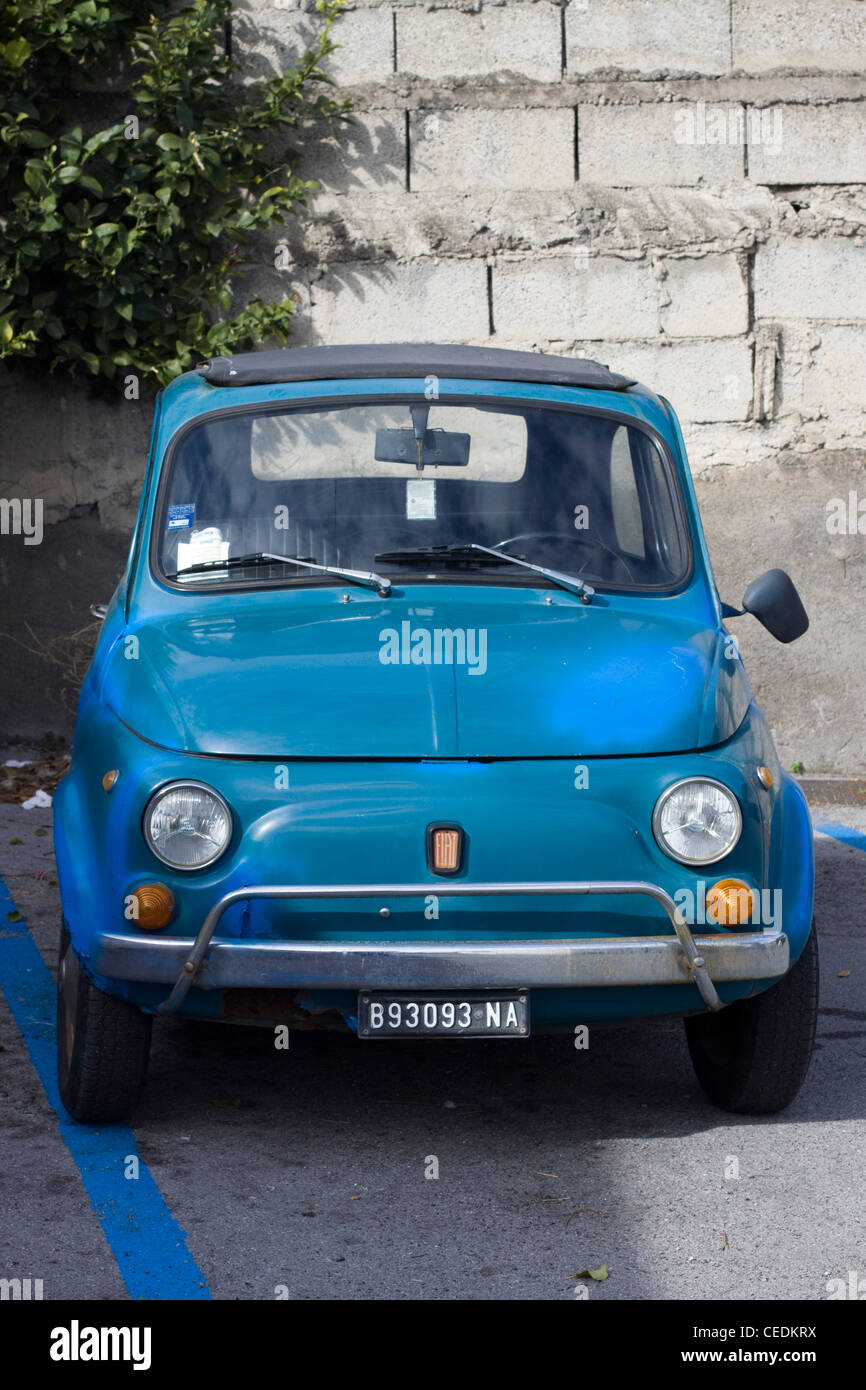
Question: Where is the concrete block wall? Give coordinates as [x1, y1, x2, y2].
[239, 0, 866, 466]
[2, 0, 866, 767]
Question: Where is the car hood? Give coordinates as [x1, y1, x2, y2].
[104, 590, 750, 759]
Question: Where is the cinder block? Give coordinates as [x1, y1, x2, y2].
[310, 259, 490, 342]
[733, 0, 866, 75]
[748, 103, 866, 186]
[755, 241, 866, 320]
[234, 3, 394, 85]
[605, 340, 753, 422]
[299, 110, 406, 194]
[800, 326, 866, 412]
[492, 256, 658, 340]
[660, 254, 748, 338]
[396, 5, 561, 82]
[578, 104, 744, 186]
[411, 108, 574, 193]
[566, 0, 730, 76]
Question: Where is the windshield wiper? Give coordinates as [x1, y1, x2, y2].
[374, 543, 594, 604]
[169, 551, 392, 597]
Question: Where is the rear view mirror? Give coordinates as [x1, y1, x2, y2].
[375, 427, 470, 469]
[740, 569, 809, 643]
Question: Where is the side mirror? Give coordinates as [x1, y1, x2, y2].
[737, 569, 809, 643]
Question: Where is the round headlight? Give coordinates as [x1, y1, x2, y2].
[652, 778, 742, 866]
[144, 781, 232, 870]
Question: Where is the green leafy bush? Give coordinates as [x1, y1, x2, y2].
[0, 0, 348, 385]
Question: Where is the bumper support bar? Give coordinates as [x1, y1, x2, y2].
[113, 879, 779, 1017]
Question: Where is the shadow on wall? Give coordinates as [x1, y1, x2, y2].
[232, 8, 403, 196]
[0, 362, 153, 743]
[695, 451, 866, 775]
[0, 507, 131, 745]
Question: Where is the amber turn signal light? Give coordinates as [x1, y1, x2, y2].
[128, 882, 175, 930]
[102, 769, 120, 792]
[756, 765, 773, 789]
[706, 878, 755, 927]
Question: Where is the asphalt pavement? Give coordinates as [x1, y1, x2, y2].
[1, 786, 864, 1302]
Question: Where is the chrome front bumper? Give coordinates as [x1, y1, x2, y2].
[89, 880, 790, 1016]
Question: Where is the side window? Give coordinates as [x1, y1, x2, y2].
[644, 440, 686, 575]
[609, 426, 645, 557]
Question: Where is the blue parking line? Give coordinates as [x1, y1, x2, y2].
[0, 875, 211, 1300]
[815, 821, 866, 854]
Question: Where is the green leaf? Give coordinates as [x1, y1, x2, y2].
[18, 129, 53, 149]
[2, 38, 32, 70]
[574, 1265, 609, 1282]
[23, 165, 45, 193]
[93, 222, 121, 238]
[84, 124, 125, 155]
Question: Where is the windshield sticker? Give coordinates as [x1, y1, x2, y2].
[407, 479, 436, 521]
[177, 527, 229, 577]
[167, 502, 195, 530]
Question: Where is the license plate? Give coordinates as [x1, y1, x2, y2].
[357, 990, 529, 1038]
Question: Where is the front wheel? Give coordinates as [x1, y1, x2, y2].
[684, 924, 818, 1115]
[57, 926, 152, 1123]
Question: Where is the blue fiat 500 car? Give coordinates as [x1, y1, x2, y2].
[54, 344, 817, 1122]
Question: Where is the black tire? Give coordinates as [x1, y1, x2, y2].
[57, 925, 152, 1123]
[684, 923, 818, 1115]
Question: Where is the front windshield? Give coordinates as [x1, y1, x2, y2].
[155, 399, 689, 591]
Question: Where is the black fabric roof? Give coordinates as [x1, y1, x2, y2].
[197, 343, 636, 391]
